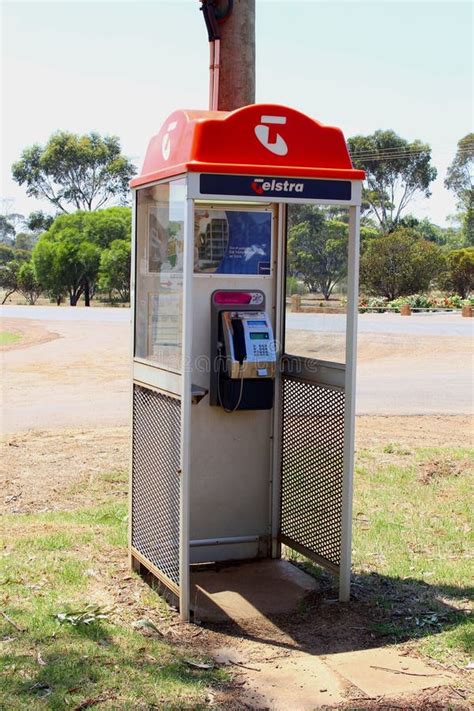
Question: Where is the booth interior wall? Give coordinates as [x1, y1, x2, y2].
[131, 384, 181, 587]
[280, 376, 345, 571]
[188, 275, 275, 562]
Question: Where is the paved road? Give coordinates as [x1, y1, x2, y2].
[287, 311, 473, 337]
[2, 305, 472, 336]
[0, 305, 131, 323]
[1, 306, 472, 430]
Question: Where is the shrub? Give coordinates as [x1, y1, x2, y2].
[387, 293, 468, 310]
[360, 229, 445, 300]
[358, 296, 388, 312]
[442, 247, 474, 298]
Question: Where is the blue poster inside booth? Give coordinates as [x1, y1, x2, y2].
[195, 210, 271, 275]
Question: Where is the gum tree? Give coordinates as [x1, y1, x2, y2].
[348, 130, 437, 232]
[17, 262, 42, 305]
[445, 134, 474, 245]
[98, 239, 131, 302]
[12, 132, 136, 213]
[0, 247, 30, 303]
[288, 207, 348, 300]
[31, 208, 131, 305]
[0, 215, 15, 245]
[33, 230, 101, 306]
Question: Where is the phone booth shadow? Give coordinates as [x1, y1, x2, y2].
[129, 104, 364, 623]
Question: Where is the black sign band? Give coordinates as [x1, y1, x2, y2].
[199, 174, 352, 201]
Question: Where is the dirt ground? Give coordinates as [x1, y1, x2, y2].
[1, 415, 472, 515]
[1, 418, 473, 711]
[0, 426, 129, 514]
[0, 318, 60, 352]
[1, 317, 130, 432]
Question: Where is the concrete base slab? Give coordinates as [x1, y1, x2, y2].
[229, 650, 345, 710]
[324, 647, 457, 697]
[214, 645, 457, 709]
[191, 559, 318, 623]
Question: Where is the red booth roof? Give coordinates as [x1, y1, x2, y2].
[130, 103, 365, 188]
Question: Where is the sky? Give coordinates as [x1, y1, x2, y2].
[1, 0, 472, 226]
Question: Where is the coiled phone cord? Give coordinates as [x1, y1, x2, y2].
[217, 349, 245, 413]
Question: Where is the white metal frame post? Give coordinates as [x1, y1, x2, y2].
[128, 190, 137, 569]
[339, 205, 361, 601]
[270, 203, 286, 558]
[179, 194, 195, 621]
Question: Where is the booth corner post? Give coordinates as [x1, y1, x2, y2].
[178, 195, 195, 621]
[339, 205, 361, 602]
[128, 103, 365, 622]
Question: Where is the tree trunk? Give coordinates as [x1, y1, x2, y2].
[217, 0, 255, 111]
[322, 282, 332, 300]
[70, 292, 78, 306]
[1, 289, 16, 305]
[84, 280, 90, 307]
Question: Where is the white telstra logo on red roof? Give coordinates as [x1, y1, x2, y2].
[162, 121, 178, 160]
[254, 115, 289, 156]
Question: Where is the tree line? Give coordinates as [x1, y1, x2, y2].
[0, 208, 131, 305]
[288, 208, 473, 303]
[288, 131, 473, 302]
[0, 128, 473, 306]
[1, 132, 135, 305]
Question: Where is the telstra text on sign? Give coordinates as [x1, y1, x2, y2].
[251, 178, 304, 195]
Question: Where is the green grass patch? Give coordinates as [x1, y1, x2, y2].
[0, 330, 21, 346]
[286, 443, 473, 666]
[0, 502, 227, 710]
[352, 443, 473, 665]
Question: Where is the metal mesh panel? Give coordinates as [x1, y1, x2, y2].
[280, 377, 345, 568]
[132, 384, 181, 586]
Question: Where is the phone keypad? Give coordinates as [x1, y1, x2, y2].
[253, 345, 269, 357]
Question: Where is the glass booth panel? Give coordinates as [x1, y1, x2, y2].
[284, 204, 349, 364]
[135, 179, 185, 372]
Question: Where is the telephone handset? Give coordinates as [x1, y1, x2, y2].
[231, 317, 246, 364]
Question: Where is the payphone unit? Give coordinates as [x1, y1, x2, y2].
[221, 311, 276, 379]
[210, 290, 276, 411]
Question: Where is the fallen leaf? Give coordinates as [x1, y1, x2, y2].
[72, 693, 117, 710]
[185, 659, 215, 670]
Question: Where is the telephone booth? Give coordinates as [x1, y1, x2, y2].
[129, 104, 365, 622]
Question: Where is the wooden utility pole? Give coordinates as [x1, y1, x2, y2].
[201, 0, 255, 111]
[217, 0, 255, 110]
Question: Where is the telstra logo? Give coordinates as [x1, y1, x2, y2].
[251, 178, 305, 195]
